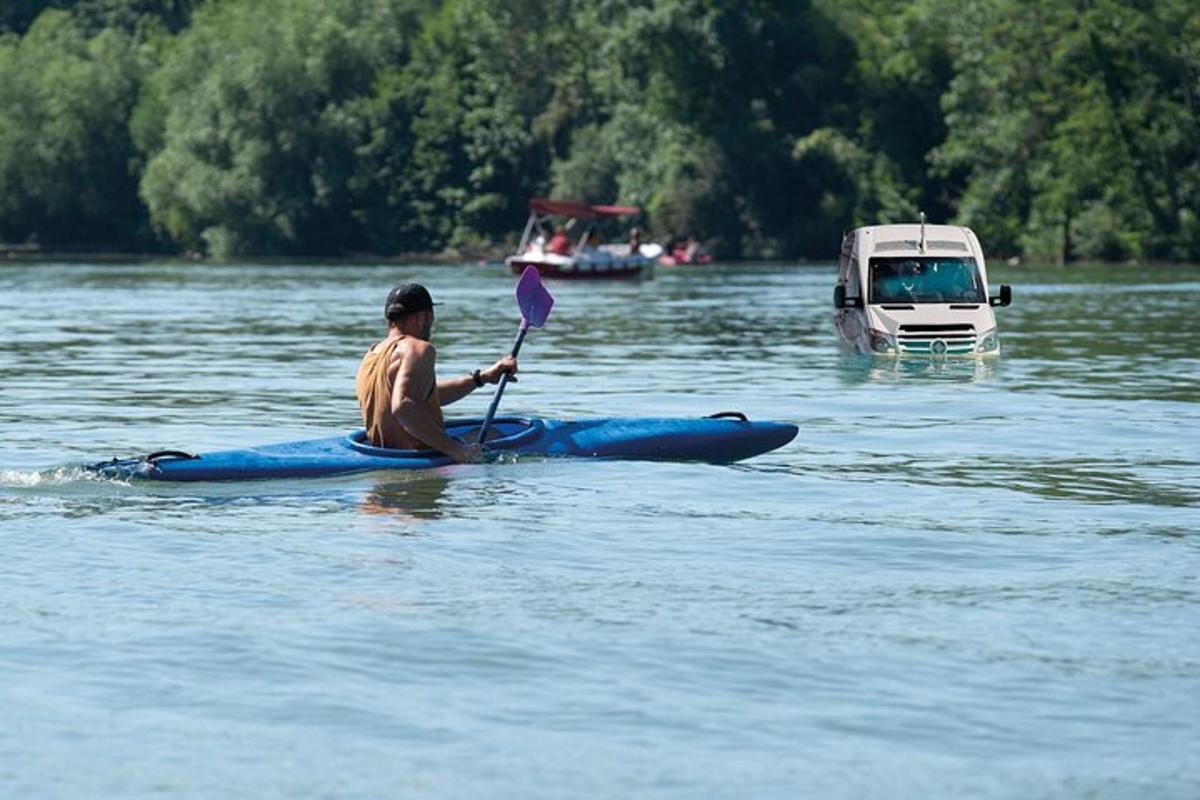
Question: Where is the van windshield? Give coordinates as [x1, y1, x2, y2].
[869, 257, 984, 304]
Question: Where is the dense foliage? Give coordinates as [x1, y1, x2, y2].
[0, 0, 1196, 260]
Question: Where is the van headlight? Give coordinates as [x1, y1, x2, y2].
[869, 329, 895, 353]
[977, 330, 999, 352]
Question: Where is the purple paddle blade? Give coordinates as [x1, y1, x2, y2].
[516, 265, 554, 328]
[476, 266, 555, 445]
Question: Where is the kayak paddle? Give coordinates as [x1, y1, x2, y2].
[477, 266, 554, 444]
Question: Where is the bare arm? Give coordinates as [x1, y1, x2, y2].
[437, 355, 519, 406]
[436, 373, 478, 406]
[391, 342, 480, 462]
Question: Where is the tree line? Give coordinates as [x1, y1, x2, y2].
[1, 0, 1197, 262]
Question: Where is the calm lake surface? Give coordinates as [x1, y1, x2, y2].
[1, 260, 1197, 798]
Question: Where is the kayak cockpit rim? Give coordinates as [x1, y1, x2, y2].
[344, 416, 544, 458]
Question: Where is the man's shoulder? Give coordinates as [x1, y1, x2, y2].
[395, 336, 435, 360]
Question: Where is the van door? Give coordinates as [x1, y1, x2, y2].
[834, 231, 866, 345]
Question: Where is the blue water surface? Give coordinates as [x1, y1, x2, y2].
[1, 261, 1197, 798]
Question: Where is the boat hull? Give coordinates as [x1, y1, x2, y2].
[505, 255, 650, 280]
[90, 415, 798, 482]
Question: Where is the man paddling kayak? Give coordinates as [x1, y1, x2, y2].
[356, 283, 517, 462]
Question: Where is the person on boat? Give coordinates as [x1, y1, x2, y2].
[668, 238, 687, 263]
[681, 236, 710, 264]
[547, 226, 571, 255]
[628, 227, 641, 254]
[356, 283, 517, 462]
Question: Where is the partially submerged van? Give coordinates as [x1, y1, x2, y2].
[833, 218, 1012, 356]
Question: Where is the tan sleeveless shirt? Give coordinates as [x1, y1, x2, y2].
[356, 336, 443, 449]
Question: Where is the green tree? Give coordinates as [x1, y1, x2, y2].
[5, 0, 1199, 261]
[1, 1, 197, 34]
[0, 10, 147, 246]
[403, 0, 864, 258]
[933, 0, 1200, 261]
[138, 0, 428, 257]
[606, 0, 862, 257]
[1, 2, 71, 34]
[399, 0, 607, 251]
[74, 0, 199, 33]
[817, 0, 956, 222]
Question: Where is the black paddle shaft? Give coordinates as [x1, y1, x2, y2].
[477, 323, 529, 444]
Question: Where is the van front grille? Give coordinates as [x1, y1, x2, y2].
[897, 324, 976, 354]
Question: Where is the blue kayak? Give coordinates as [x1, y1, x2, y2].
[89, 413, 798, 482]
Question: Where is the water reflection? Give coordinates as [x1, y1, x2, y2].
[835, 352, 996, 385]
[360, 474, 451, 519]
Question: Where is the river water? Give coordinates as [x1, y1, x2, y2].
[1, 260, 1197, 798]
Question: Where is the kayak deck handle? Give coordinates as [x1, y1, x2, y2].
[145, 450, 199, 462]
[705, 411, 749, 422]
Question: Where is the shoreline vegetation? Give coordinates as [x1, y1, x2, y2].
[10, 245, 1200, 273]
[0, 242, 502, 265]
[0, 243, 804, 265]
[2, 1, 1197, 265]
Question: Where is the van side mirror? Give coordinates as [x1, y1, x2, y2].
[989, 284, 1012, 307]
[834, 284, 863, 309]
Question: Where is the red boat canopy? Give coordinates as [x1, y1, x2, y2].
[529, 198, 640, 218]
[590, 203, 641, 216]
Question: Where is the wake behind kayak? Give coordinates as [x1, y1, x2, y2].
[88, 414, 797, 482]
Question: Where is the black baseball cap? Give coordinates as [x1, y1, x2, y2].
[384, 283, 439, 318]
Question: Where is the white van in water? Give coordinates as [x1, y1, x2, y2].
[833, 218, 1012, 356]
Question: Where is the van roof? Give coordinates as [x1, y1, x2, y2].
[852, 223, 977, 256]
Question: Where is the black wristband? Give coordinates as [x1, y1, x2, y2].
[472, 369, 484, 388]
